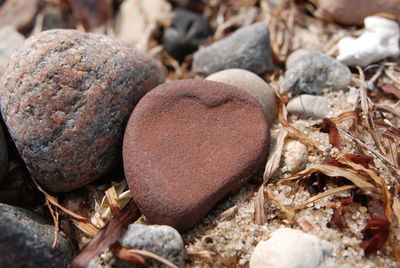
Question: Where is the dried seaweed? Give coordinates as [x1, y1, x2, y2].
[70, 199, 141, 268]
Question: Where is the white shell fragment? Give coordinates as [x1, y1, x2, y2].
[286, 94, 329, 119]
[337, 16, 400, 67]
[249, 228, 333, 268]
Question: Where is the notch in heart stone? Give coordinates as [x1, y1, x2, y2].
[123, 79, 270, 232]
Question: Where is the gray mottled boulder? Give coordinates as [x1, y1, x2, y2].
[285, 48, 313, 69]
[119, 224, 186, 268]
[192, 22, 273, 75]
[0, 203, 74, 268]
[283, 52, 351, 95]
[0, 29, 165, 192]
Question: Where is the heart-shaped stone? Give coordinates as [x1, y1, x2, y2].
[123, 79, 270, 231]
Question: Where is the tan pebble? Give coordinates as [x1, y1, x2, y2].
[206, 68, 278, 125]
[283, 140, 308, 173]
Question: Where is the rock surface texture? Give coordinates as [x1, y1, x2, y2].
[123, 79, 270, 231]
[249, 228, 333, 268]
[119, 224, 186, 268]
[285, 48, 313, 69]
[206, 68, 278, 125]
[286, 94, 329, 119]
[163, 8, 212, 61]
[316, 0, 400, 25]
[283, 52, 351, 95]
[192, 22, 273, 75]
[0, 29, 165, 192]
[283, 140, 308, 173]
[0, 203, 73, 267]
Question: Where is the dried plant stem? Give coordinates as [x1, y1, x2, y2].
[294, 185, 357, 211]
[254, 127, 288, 224]
[125, 249, 179, 268]
[71, 199, 142, 268]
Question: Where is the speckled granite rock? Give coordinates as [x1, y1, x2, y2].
[206, 68, 278, 125]
[123, 79, 270, 231]
[192, 22, 273, 75]
[0, 0, 39, 32]
[0, 29, 165, 192]
[316, 0, 400, 25]
[119, 224, 186, 268]
[283, 52, 351, 96]
[0, 203, 74, 267]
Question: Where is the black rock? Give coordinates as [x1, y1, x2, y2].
[0, 125, 7, 184]
[163, 9, 212, 61]
[41, 7, 75, 31]
[0, 203, 74, 268]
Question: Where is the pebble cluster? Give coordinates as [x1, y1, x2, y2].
[0, 0, 399, 267]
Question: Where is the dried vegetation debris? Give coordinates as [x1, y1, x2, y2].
[2, 0, 400, 267]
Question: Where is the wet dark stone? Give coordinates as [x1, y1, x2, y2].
[163, 8, 212, 61]
[0, 203, 74, 268]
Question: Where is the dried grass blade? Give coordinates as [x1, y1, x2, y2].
[254, 127, 288, 224]
[33, 179, 100, 236]
[334, 153, 392, 218]
[264, 190, 295, 223]
[117, 247, 180, 268]
[329, 111, 357, 124]
[70, 199, 142, 268]
[46, 199, 60, 248]
[294, 185, 357, 210]
[392, 195, 400, 225]
[110, 243, 148, 267]
[357, 67, 385, 155]
[376, 103, 400, 118]
[279, 101, 321, 150]
[280, 163, 376, 191]
[105, 186, 120, 217]
[341, 130, 400, 176]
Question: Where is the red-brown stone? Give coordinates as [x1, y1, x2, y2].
[123, 79, 270, 231]
[0, 29, 165, 192]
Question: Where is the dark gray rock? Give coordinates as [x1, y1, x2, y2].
[192, 22, 273, 75]
[0, 125, 8, 184]
[163, 8, 212, 61]
[283, 52, 351, 96]
[0, 203, 74, 267]
[119, 224, 186, 268]
[41, 6, 75, 31]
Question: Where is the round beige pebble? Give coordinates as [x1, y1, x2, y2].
[206, 68, 278, 125]
[283, 140, 308, 173]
